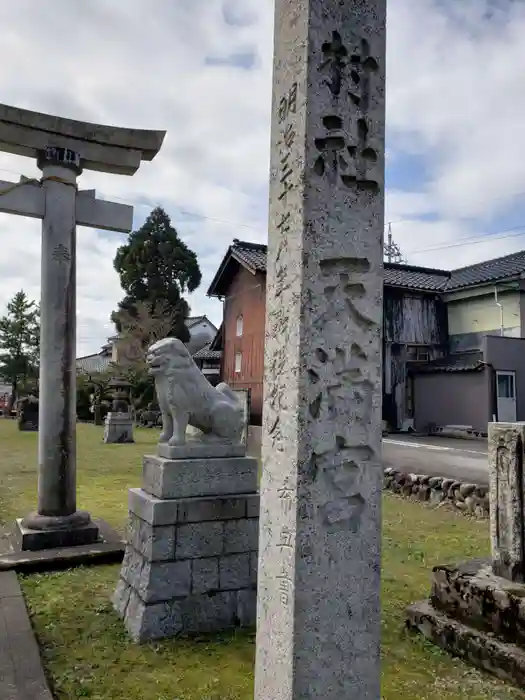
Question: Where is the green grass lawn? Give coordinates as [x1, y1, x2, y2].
[1, 420, 523, 700]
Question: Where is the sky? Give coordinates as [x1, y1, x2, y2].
[1, 0, 525, 356]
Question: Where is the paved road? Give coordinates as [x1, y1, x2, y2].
[383, 435, 489, 485]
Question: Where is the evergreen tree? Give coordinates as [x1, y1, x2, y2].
[0, 291, 40, 408]
[111, 207, 201, 343]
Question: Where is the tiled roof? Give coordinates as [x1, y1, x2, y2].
[226, 240, 451, 293]
[384, 264, 449, 292]
[209, 239, 525, 296]
[192, 343, 222, 360]
[448, 249, 525, 290]
[411, 351, 484, 375]
[413, 360, 484, 374]
[76, 353, 111, 375]
[230, 240, 267, 272]
[187, 315, 206, 328]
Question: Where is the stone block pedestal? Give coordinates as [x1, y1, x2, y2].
[103, 412, 134, 444]
[113, 453, 259, 642]
[407, 422, 525, 691]
[16, 509, 100, 552]
[407, 559, 525, 687]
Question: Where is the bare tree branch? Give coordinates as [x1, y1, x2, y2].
[114, 300, 178, 369]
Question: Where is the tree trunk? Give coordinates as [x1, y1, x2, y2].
[8, 379, 17, 413]
[94, 403, 103, 426]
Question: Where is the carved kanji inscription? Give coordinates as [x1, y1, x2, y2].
[314, 116, 378, 191]
[278, 82, 298, 124]
[52, 243, 71, 263]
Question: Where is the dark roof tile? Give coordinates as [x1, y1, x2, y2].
[210, 239, 525, 297]
[384, 264, 449, 291]
[447, 249, 525, 290]
[192, 344, 222, 360]
[230, 240, 267, 272]
[229, 241, 450, 292]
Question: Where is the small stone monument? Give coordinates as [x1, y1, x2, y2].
[113, 337, 259, 642]
[103, 386, 134, 444]
[103, 412, 134, 444]
[407, 422, 525, 688]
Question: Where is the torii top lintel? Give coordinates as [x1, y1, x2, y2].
[0, 104, 166, 176]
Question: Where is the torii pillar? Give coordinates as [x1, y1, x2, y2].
[0, 104, 165, 550]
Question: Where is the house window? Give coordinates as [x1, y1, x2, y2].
[236, 315, 244, 337]
[497, 372, 515, 399]
[235, 352, 242, 374]
[406, 345, 430, 363]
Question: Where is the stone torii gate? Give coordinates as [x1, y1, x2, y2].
[0, 104, 165, 551]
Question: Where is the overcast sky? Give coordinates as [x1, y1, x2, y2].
[1, 0, 525, 356]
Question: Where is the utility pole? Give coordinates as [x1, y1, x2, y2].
[384, 222, 403, 263]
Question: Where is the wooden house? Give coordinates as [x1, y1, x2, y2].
[208, 241, 525, 433]
[207, 240, 450, 428]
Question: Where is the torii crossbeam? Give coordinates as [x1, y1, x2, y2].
[0, 104, 165, 551]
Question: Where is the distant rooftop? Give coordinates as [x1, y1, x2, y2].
[447, 249, 525, 290]
[186, 315, 216, 330]
[76, 353, 112, 375]
[192, 343, 222, 361]
[208, 239, 525, 297]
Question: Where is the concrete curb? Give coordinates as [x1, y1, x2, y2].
[0, 570, 54, 699]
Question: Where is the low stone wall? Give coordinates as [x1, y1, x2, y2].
[384, 468, 489, 517]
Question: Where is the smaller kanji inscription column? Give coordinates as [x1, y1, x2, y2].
[255, 1, 385, 699]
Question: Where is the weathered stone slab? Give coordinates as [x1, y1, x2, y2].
[122, 588, 183, 642]
[191, 557, 219, 594]
[142, 454, 258, 499]
[219, 553, 251, 590]
[103, 413, 134, 444]
[128, 488, 259, 526]
[431, 559, 525, 646]
[175, 521, 224, 559]
[158, 440, 245, 460]
[224, 519, 259, 554]
[15, 517, 99, 551]
[255, 0, 385, 697]
[178, 590, 238, 634]
[488, 422, 525, 581]
[407, 599, 525, 689]
[127, 514, 175, 562]
[119, 548, 191, 603]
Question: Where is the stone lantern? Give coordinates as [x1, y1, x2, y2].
[103, 376, 134, 444]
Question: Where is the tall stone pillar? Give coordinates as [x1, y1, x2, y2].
[20, 146, 98, 549]
[254, 1, 385, 698]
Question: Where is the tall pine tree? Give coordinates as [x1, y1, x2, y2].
[111, 207, 201, 343]
[0, 290, 40, 408]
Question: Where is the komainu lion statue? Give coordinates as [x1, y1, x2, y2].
[146, 337, 244, 446]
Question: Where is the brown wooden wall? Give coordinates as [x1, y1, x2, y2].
[222, 268, 266, 424]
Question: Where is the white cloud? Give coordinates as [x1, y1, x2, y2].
[1, 0, 525, 356]
[387, 0, 525, 259]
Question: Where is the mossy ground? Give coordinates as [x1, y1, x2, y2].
[0, 420, 522, 699]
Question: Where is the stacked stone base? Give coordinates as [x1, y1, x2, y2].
[407, 559, 525, 687]
[103, 412, 134, 444]
[113, 452, 259, 642]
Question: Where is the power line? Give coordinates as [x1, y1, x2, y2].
[3, 165, 525, 256]
[0, 166, 264, 234]
[405, 225, 525, 256]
